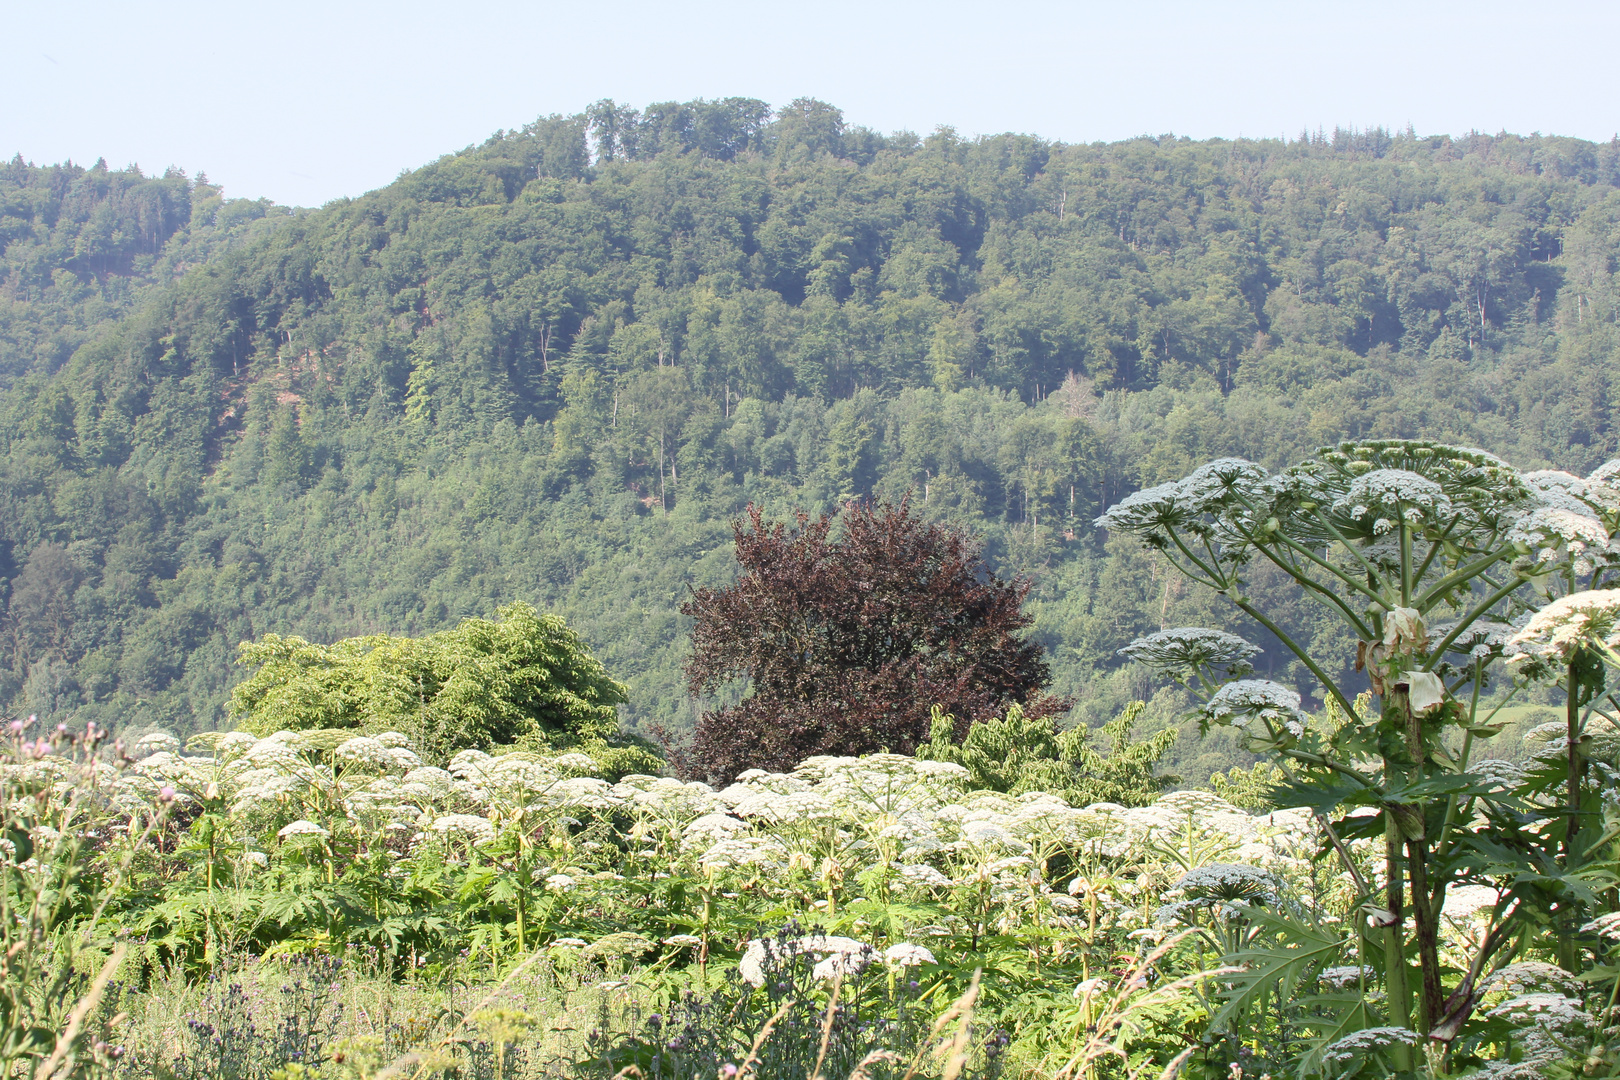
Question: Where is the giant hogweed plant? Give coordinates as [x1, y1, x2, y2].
[1100, 440, 1620, 1061]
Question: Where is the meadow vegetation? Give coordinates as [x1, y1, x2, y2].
[13, 98, 1620, 1076]
[10, 437, 1620, 1078]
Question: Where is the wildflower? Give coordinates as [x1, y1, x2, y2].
[1094, 480, 1190, 534]
[1583, 911, 1620, 941]
[1485, 962, 1583, 999]
[739, 935, 875, 987]
[1156, 863, 1282, 925]
[812, 951, 872, 981]
[699, 837, 789, 871]
[277, 820, 330, 839]
[544, 874, 576, 892]
[1072, 977, 1109, 998]
[1175, 458, 1270, 510]
[896, 863, 951, 888]
[385, 747, 422, 769]
[883, 943, 935, 968]
[134, 732, 181, 756]
[1317, 966, 1372, 991]
[682, 813, 749, 842]
[400, 767, 454, 799]
[1320, 1027, 1418, 1066]
[448, 749, 495, 778]
[738, 940, 772, 987]
[1486, 993, 1593, 1034]
[1508, 506, 1609, 566]
[335, 737, 393, 767]
[429, 814, 496, 845]
[1202, 680, 1309, 740]
[1508, 589, 1620, 663]
[1432, 619, 1516, 661]
[1470, 758, 1525, 792]
[1118, 627, 1261, 679]
[584, 932, 655, 958]
[1335, 469, 1452, 531]
[662, 935, 702, 947]
[546, 777, 620, 810]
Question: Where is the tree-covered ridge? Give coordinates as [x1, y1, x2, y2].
[4, 101, 1620, 767]
[0, 154, 294, 384]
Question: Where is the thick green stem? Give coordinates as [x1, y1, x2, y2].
[1231, 597, 1361, 722]
[1308, 506, 1398, 595]
[1560, 658, 1585, 974]
[1382, 811, 1414, 1063]
[1414, 547, 1515, 611]
[1406, 836, 1444, 1033]
[1423, 574, 1528, 670]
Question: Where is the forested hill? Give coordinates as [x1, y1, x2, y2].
[5, 99, 1620, 778]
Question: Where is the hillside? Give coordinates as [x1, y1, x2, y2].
[4, 99, 1619, 779]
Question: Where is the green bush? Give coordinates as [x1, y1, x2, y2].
[916, 700, 1177, 807]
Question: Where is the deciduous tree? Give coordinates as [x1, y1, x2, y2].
[681, 499, 1067, 779]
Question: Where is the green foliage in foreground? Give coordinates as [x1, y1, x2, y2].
[228, 601, 643, 767]
[14, 695, 1620, 1080]
[1099, 436, 1620, 1063]
[917, 700, 1177, 807]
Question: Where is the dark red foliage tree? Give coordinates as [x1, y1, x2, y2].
[681, 498, 1068, 780]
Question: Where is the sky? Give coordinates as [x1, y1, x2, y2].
[6, 0, 1618, 209]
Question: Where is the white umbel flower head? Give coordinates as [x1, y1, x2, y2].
[134, 732, 181, 756]
[1176, 458, 1271, 509]
[1486, 993, 1593, 1034]
[430, 814, 496, 845]
[1095, 459, 1268, 535]
[1118, 628, 1261, 677]
[335, 737, 395, 768]
[277, 820, 330, 839]
[1509, 506, 1610, 568]
[1524, 470, 1620, 518]
[883, 943, 935, 968]
[1335, 469, 1452, 532]
[1508, 589, 1620, 663]
[1320, 1027, 1419, 1067]
[1202, 680, 1309, 739]
[1317, 965, 1373, 991]
[1486, 961, 1583, 999]
[1094, 480, 1189, 534]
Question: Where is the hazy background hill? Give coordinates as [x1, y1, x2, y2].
[3, 98, 1616, 780]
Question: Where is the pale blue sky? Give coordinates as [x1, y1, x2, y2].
[6, 0, 1617, 208]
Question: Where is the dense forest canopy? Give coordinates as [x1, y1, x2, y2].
[4, 99, 1620, 780]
